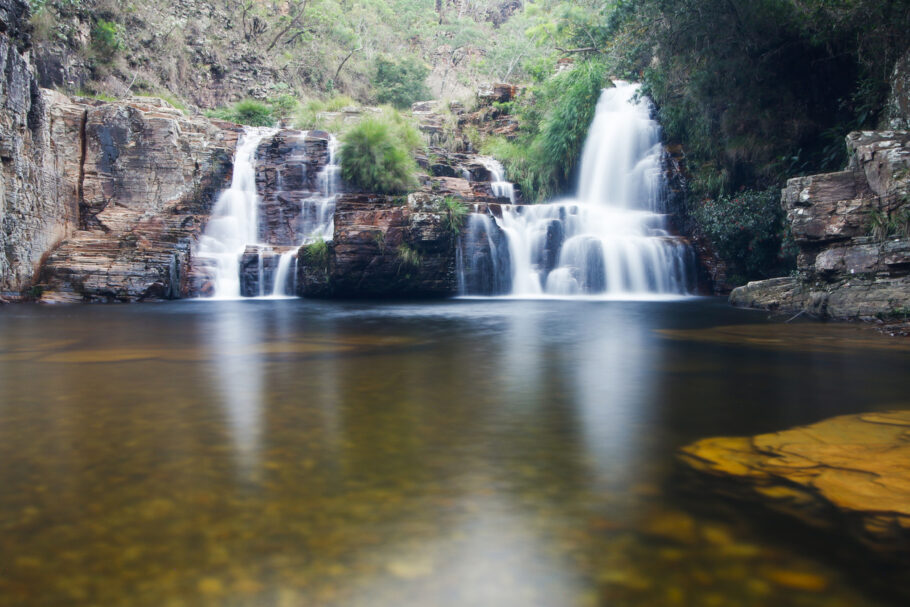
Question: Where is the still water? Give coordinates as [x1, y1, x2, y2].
[0, 298, 907, 606]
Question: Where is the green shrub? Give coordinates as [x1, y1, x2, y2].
[268, 94, 300, 120]
[92, 19, 122, 62]
[208, 99, 275, 127]
[339, 117, 417, 194]
[302, 238, 329, 271]
[694, 188, 795, 283]
[372, 56, 431, 109]
[868, 206, 910, 243]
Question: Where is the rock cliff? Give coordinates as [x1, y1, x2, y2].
[0, 0, 77, 298]
[36, 96, 237, 302]
[730, 131, 910, 320]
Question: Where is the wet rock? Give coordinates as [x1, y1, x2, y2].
[679, 410, 910, 566]
[885, 48, 910, 130]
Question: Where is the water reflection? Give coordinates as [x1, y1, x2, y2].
[203, 303, 265, 478]
[0, 300, 906, 606]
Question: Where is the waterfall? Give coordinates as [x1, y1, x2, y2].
[459, 81, 694, 298]
[481, 158, 516, 204]
[196, 128, 337, 299]
[270, 250, 298, 297]
[196, 128, 277, 299]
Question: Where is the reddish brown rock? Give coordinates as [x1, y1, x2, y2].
[37, 95, 237, 302]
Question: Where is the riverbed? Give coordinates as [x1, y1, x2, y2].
[0, 298, 907, 606]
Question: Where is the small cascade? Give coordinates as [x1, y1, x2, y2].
[302, 135, 340, 242]
[196, 128, 338, 299]
[481, 157, 516, 203]
[459, 81, 694, 298]
[196, 127, 278, 299]
[270, 250, 298, 297]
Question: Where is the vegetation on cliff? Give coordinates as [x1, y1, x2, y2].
[339, 114, 420, 194]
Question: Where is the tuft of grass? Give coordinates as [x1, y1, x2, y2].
[396, 244, 421, 268]
[76, 89, 117, 102]
[302, 238, 329, 269]
[438, 196, 468, 235]
[339, 116, 418, 194]
[208, 99, 275, 127]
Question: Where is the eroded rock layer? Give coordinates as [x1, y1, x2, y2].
[37, 97, 237, 302]
[730, 131, 910, 319]
[679, 411, 910, 567]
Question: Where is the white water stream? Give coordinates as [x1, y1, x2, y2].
[196, 129, 338, 299]
[460, 81, 693, 298]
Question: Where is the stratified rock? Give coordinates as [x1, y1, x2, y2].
[730, 131, 910, 320]
[297, 192, 457, 298]
[679, 411, 910, 566]
[477, 83, 518, 105]
[254, 129, 330, 245]
[37, 95, 236, 302]
[0, 0, 78, 298]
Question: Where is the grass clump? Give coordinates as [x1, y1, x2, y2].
[396, 244, 421, 268]
[339, 115, 418, 194]
[481, 60, 608, 202]
[438, 196, 468, 235]
[208, 99, 275, 127]
[868, 206, 910, 243]
[91, 19, 123, 63]
[302, 238, 329, 272]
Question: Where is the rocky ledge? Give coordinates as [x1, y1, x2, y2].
[730, 131, 910, 321]
[679, 411, 910, 568]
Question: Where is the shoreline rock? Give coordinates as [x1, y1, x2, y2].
[730, 131, 910, 321]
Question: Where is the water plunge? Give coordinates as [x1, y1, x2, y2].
[459, 82, 694, 298]
[196, 129, 338, 299]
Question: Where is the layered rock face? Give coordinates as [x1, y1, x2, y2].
[37, 96, 237, 302]
[730, 131, 910, 319]
[679, 411, 910, 572]
[0, 0, 77, 298]
[297, 192, 462, 298]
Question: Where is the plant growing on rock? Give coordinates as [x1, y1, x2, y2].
[302, 238, 329, 272]
[438, 196, 468, 235]
[339, 117, 417, 194]
[208, 99, 275, 127]
[396, 244, 421, 269]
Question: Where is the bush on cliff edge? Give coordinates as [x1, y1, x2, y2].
[340, 116, 417, 194]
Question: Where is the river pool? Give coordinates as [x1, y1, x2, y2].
[0, 298, 907, 606]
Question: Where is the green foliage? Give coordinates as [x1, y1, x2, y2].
[372, 56, 431, 109]
[437, 196, 468, 235]
[694, 189, 795, 283]
[606, 0, 910, 197]
[482, 60, 608, 202]
[92, 19, 123, 62]
[208, 99, 275, 126]
[396, 243, 421, 268]
[302, 238, 329, 271]
[339, 115, 418, 194]
[76, 89, 117, 102]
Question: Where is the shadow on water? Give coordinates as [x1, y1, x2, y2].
[0, 297, 907, 606]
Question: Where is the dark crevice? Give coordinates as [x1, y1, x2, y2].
[77, 109, 88, 229]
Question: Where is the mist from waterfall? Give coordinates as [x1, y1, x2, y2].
[459, 81, 694, 299]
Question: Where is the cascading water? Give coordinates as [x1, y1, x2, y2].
[196, 127, 278, 299]
[196, 129, 338, 299]
[460, 81, 694, 298]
